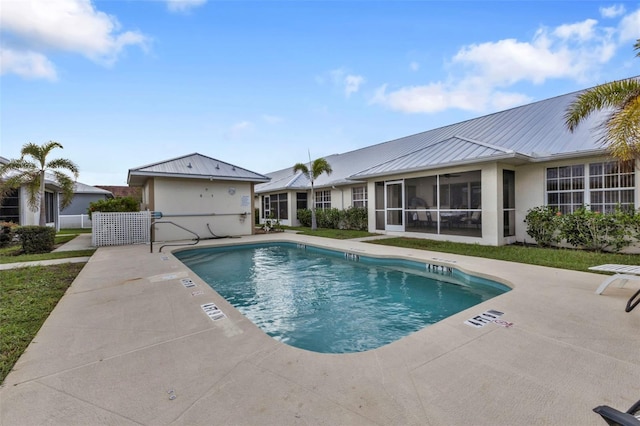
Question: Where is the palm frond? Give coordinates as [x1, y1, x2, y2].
[52, 171, 76, 208]
[292, 162, 309, 176]
[46, 158, 80, 178]
[565, 79, 640, 132]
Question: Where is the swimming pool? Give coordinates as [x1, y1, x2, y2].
[175, 242, 510, 353]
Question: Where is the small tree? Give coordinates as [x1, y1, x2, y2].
[292, 157, 333, 230]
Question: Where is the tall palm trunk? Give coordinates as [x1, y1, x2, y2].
[310, 182, 317, 230]
[39, 170, 46, 226]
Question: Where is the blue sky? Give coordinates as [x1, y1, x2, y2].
[1, 1, 639, 186]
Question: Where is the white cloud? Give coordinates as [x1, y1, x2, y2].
[370, 82, 531, 114]
[262, 114, 284, 124]
[553, 19, 598, 41]
[0, 48, 57, 80]
[330, 68, 365, 97]
[409, 61, 420, 72]
[0, 0, 149, 79]
[166, 0, 207, 13]
[225, 121, 254, 139]
[600, 4, 626, 18]
[370, 10, 640, 115]
[344, 74, 365, 97]
[618, 9, 640, 42]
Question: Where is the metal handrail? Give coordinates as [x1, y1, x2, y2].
[150, 220, 200, 253]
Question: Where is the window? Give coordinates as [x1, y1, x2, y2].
[503, 170, 515, 237]
[405, 171, 482, 237]
[546, 165, 584, 214]
[269, 193, 288, 220]
[375, 182, 385, 230]
[351, 186, 367, 208]
[45, 192, 55, 223]
[0, 188, 20, 223]
[589, 161, 634, 213]
[315, 190, 331, 210]
[262, 196, 270, 219]
[296, 192, 307, 210]
[546, 161, 635, 214]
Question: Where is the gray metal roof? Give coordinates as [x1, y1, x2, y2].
[256, 78, 635, 193]
[73, 182, 113, 196]
[128, 153, 271, 186]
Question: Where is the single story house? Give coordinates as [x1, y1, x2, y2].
[127, 153, 270, 241]
[256, 77, 638, 246]
[0, 155, 67, 230]
[61, 182, 113, 215]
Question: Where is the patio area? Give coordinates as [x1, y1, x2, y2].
[1, 233, 638, 425]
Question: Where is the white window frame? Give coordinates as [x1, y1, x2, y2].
[351, 186, 368, 208]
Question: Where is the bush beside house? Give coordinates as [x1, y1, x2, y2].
[297, 207, 367, 231]
[88, 197, 140, 218]
[15, 226, 56, 254]
[525, 205, 640, 252]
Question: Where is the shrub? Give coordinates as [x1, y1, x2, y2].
[316, 208, 342, 229]
[15, 226, 56, 254]
[297, 209, 312, 227]
[0, 222, 17, 247]
[524, 206, 561, 247]
[296, 207, 368, 230]
[342, 207, 368, 230]
[88, 196, 139, 219]
[558, 206, 632, 252]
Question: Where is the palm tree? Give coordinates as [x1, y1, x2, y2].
[293, 157, 333, 230]
[564, 39, 640, 161]
[0, 141, 79, 226]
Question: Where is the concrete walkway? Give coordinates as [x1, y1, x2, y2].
[1, 234, 638, 425]
[0, 233, 94, 270]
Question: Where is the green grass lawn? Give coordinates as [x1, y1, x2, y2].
[0, 263, 85, 383]
[282, 227, 377, 239]
[369, 237, 640, 272]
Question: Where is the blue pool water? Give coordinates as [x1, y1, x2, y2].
[175, 243, 510, 354]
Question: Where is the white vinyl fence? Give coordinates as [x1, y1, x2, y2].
[92, 211, 151, 247]
[59, 214, 92, 229]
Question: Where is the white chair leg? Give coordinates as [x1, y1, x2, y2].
[595, 275, 622, 295]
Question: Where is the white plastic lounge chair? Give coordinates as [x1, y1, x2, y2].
[589, 264, 640, 295]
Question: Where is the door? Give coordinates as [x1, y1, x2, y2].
[385, 180, 404, 232]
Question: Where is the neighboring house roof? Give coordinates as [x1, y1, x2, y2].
[256, 78, 629, 193]
[73, 182, 114, 196]
[127, 153, 271, 186]
[96, 185, 142, 199]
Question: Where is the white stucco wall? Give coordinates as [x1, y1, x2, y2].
[151, 177, 254, 241]
[18, 187, 59, 229]
[514, 163, 546, 244]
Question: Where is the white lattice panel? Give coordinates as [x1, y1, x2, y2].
[92, 211, 151, 247]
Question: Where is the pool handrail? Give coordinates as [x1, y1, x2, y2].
[150, 220, 200, 253]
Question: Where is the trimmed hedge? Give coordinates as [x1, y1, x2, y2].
[525, 205, 640, 252]
[15, 226, 56, 254]
[88, 196, 139, 219]
[296, 207, 368, 231]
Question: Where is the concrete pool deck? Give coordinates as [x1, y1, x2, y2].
[1, 233, 638, 425]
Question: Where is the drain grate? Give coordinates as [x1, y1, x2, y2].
[201, 303, 226, 321]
